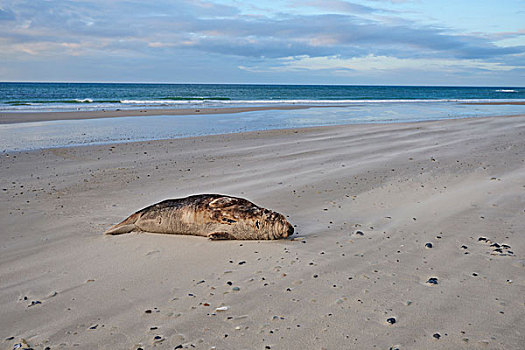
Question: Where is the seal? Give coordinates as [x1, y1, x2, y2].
[104, 194, 294, 240]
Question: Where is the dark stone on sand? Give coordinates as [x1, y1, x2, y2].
[28, 300, 41, 307]
[478, 237, 488, 242]
[425, 243, 433, 248]
[426, 277, 439, 285]
[145, 309, 152, 314]
[490, 243, 500, 248]
[433, 333, 441, 339]
[386, 317, 396, 325]
[354, 230, 364, 236]
[174, 345, 183, 349]
[461, 245, 468, 249]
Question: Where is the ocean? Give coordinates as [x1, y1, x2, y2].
[1, 83, 524, 112]
[1, 83, 524, 151]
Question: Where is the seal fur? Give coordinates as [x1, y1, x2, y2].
[104, 194, 294, 240]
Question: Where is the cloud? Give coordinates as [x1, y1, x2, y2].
[161, 13, 524, 63]
[0, 0, 523, 83]
[293, 0, 384, 14]
[0, 7, 15, 21]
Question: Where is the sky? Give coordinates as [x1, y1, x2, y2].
[0, 0, 524, 85]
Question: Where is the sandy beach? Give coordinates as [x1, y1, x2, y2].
[1, 114, 524, 349]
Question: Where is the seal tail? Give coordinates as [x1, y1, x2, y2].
[104, 212, 141, 235]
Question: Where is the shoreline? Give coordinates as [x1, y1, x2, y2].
[0, 105, 320, 124]
[462, 101, 525, 105]
[2, 112, 524, 153]
[1, 100, 524, 124]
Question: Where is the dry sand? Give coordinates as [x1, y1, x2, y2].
[1, 114, 524, 349]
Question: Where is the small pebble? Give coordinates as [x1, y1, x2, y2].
[354, 230, 364, 236]
[386, 317, 396, 325]
[216, 306, 229, 312]
[433, 333, 441, 339]
[232, 287, 240, 291]
[460, 245, 468, 249]
[425, 242, 433, 249]
[426, 277, 439, 285]
[478, 237, 488, 242]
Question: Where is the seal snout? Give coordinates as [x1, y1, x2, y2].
[286, 222, 294, 237]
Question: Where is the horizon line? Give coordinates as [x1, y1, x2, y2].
[0, 81, 523, 88]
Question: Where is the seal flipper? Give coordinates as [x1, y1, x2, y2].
[104, 224, 137, 235]
[208, 231, 234, 240]
[104, 212, 141, 235]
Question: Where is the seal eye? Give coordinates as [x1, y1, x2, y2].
[255, 220, 260, 229]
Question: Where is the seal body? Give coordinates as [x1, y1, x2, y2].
[104, 194, 294, 240]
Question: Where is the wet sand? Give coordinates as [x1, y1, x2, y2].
[2, 101, 523, 125]
[0, 105, 319, 124]
[1, 114, 524, 349]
